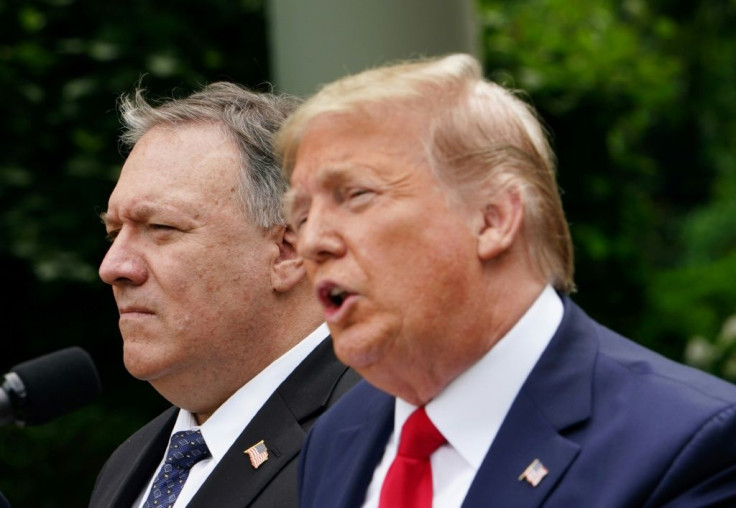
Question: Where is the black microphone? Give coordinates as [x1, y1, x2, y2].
[0, 346, 102, 427]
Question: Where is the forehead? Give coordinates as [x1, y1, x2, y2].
[108, 123, 242, 213]
[289, 112, 427, 190]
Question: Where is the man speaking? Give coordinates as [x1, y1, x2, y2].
[277, 54, 736, 507]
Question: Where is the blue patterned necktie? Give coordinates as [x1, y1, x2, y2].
[143, 429, 211, 508]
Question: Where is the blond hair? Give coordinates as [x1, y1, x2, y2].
[275, 54, 574, 292]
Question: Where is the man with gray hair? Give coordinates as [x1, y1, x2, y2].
[89, 82, 358, 508]
[277, 54, 736, 507]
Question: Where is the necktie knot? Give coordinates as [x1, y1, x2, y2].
[397, 407, 446, 460]
[379, 407, 446, 508]
[143, 429, 210, 508]
[166, 429, 211, 470]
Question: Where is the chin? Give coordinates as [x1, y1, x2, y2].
[332, 324, 392, 371]
[123, 359, 158, 381]
[122, 344, 168, 382]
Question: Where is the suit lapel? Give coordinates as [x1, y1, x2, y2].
[462, 391, 580, 507]
[302, 382, 395, 508]
[187, 393, 306, 508]
[463, 297, 597, 507]
[188, 337, 354, 508]
[329, 390, 395, 508]
[104, 408, 177, 508]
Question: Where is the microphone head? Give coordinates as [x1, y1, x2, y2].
[9, 346, 102, 426]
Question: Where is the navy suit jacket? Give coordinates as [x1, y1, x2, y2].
[298, 298, 736, 507]
[89, 337, 360, 508]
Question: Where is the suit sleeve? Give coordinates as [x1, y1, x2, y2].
[298, 425, 317, 508]
[646, 403, 736, 507]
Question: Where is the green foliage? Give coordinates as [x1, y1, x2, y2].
[479, 0, 736, 362]
[1, 0, 270, 284]
[649, 252, 736, 353]
[1, 0, 270, 505]
[1, 0, 734, 505]
[686, 314, 736, 381]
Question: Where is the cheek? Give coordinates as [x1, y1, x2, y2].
[182, 240, 257, 286]
[196, 243, 272, 317]
[369, 225, 475, 309]
[332, 304, 403, 369]
[303, 259, 319, 283]
[155, 248, 235, 320]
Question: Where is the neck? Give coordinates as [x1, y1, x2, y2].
[365, 276, 546, 406]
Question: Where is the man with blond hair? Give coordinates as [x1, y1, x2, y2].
[277, 54, 736, 507]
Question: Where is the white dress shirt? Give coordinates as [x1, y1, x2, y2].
[133, 323, 329, 508]
[361, 286, 563, 508]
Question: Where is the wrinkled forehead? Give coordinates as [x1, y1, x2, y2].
[283, 111, 441, 223]
[291, 113, 419, 179]
[281, 98, 435, 172]
[108, 124, 245, 215]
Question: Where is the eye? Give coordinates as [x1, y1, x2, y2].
[148, 224, 181, 238]
[150, 223, 177, 231]
[293, 214, 308, 232]
[288, 203, 310, 232]
[347, 188, 371, 199]
[344, 187, 375, 209]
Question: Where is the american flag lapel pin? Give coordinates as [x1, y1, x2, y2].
[244, 440, 269, 469]
[518, 458, 549, 487]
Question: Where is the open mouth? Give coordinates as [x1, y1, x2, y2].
[317, 282, 354, 311]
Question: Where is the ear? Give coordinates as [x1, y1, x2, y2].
[476, 185, 524, 261]
[270, 226, 306, 293]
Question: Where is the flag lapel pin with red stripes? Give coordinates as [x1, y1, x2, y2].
[244, 440, 269, 469]
[518, 458, 549, 487]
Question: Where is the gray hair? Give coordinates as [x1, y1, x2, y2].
[119, 82, 300, 228]
[275, 54, 575, 293]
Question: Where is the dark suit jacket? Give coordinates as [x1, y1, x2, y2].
[89, 337, 360, 508]
[299, 298, 736, 508]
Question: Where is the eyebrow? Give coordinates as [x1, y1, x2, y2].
[283, 163, 373, 220]
[283, 188, 309, 221]
[99, 202, 177, 230]
[316, 165, 361, 187]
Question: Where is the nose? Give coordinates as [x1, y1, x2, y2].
[296, 204, 346, 264]
[99, 229, 148, 286]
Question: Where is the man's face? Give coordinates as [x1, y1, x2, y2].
[287, 114, 484, 389]
[100, 123, 277, 396]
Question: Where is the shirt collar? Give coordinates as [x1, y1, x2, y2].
[171, 323, 329, 461]
[395, 285, 563, 469]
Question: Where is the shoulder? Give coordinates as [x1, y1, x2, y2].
[539, 296, 736, 464]
[89, 407, 176, 507]
[96, 406, 176, 471]
[298, 382, 394, 507]
[511, 298, 736, 505]
[592, 316, 736, 415]
[276, 336, 361, 428]
[317, 380, 391, 427]
[598, 337, 736, 507]
[302, 380, 392, 454]
[562, 297, 736, 413]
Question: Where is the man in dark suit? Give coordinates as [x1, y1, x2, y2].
[89, 83, 358, 508]
[275, 53, 736, 507]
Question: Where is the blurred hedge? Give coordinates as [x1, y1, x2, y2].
[1, 0, 271, 506]
[1, 0, 735, 506]
[480, 0, 736, 366]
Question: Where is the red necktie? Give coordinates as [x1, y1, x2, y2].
[379, 407, 447, 508]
